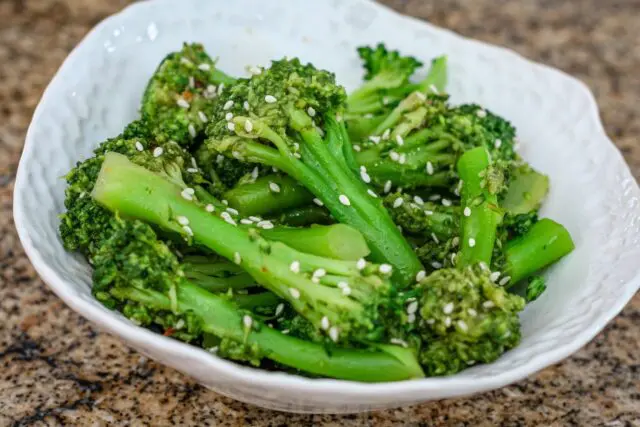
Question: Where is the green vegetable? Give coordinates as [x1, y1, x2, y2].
[224, 174, 313, 216]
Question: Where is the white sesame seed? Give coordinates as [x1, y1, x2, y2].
[223, 100, 234, 110]
[424, 210, 434, 216]
[186, 167, 198, 173]
[269, 182, 281, 193]
[336, 113, 343, 122]
[339, 194, 351, 206]
[182, 225, 193, 236]
[429, 84, 439, 94]
[135, 141, 144, 151]
[221, 212, 237, 226]
[207, 84, 216, 94]
[337, 281, 348, 289]
[396, 134, 404, 146]
[367, 189, 377, 198]
[416, 91, 427, 100]
[356, 258, 366, 270]
[384, 180, 392, 193]
[398, 154, 406, 164]
[153, 147, 163, 157]
[495, 138, 502, 149]
[379, 264, 393, 274]
[225, 112, 234, 121]
[275, 303, 285, 317]
[499, 276, 511, 286]
[175, 319, 185, 330]
[382, 129, 391, 140]
[264, 95, 277, 104]
[389, 151, 400, 162]
[416, 270, 426, 282]
[426, 318, 435, 325]
[479, 262, 489, 272]
[360, 170, 371, 183]
[176, 216, 189, 225]
[464, 207, 471, 217]
[243, 101, 250, 110]
[468, 238, 476, 247]
[320, 316, 331, 330]
[443, 302, 454, 314]
[407, 313, 416, 323]
[188, 76, 195, 89]
[457, 320, 469, 332]
[353, 144, 361, 152]
[216, 154, 224, 165]
[390, 338, 408, 347]
[450, 253, 457, 265]
[226, 207, 239, 216]
[241, 315, 253, 329]
[233, 252, 242, 264]
[290, 261, 300, 273]
[217, 83, 225, 95]
[444, 316, 452, 327]
[431, 261, 442, 269]
[431, 233, 439, 244]
[452, 236, 460, 247]
[208, 346, 219, 354]
[413, 196, 424, 205]
[477, 109, 487, 118]
[205, 204, 214, 212]
[177, 99, 190, 109]
[468, 308, 478, 317]
[188, 123, 196, 138]
[329, 326, 339, 342]
[191, 157, 198, 167]
[306, 106, 316, 117]
[312, 268, 326, 279]
[227, 122, 236, 131]
[407, 301, 418, 314]
[426, 162, 434, 175]
[249, 66, 262, 75]
[483, 300, 495, 309]
[369, 135, 381, 144]
[240, 218, 253, 225]
[442, 198, 452, 207]
[181, 189, 194, 201]
[281, 329, 290, 334]
[198, 63, 211, 71]
[490, 271, 501, 282]
[257, 220, 274, 229]
[289, 288, 300, 299]
[429, 194, 441, 201]
[313, 198, 324, 206]
[249, 216, 261, 222]
[393, 197, 404, 208]
[251, 167, 259, 180]
[244, 119, 253, 133]
[180, 57, 193, 66]
[383, 96, 391, 105]
[222, 199, 229, 205]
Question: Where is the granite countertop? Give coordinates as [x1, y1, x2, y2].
[1, 1, 639, 425]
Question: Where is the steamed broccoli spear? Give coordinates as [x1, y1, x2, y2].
[92, 152, 410, 344]
[94, 218, 423, 381]
[199, 58, 422, 286]
[141, 43, 236, 147]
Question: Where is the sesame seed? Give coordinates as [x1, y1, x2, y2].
[177, 99, 190, 109]
[442, 198, 452, 207]
[369, 135, 381, 144]
[257, 220, 274, 229]
[390, 338, 408, 347]
[398, 154, 406, 164]
[249, 216, 261, 222]
[289, 288, 300, 299]
[217, 83, 225, 95]
[134, 141, 144, 151]
[175, 319, 185, 330]
[479, 262, 489, 271]
[468, 308, 478, 317]
[389, 151, 400, 162]
[383, 96, 391, 105]
[384, 180, 392, 193]
[188, 123, 196, 138]
[450, 253, 457, 265]
[416, 91, 427, 100]
[207, 84, 216, 94]
[444, 317, 452, 327]
[176, 216, 189, 225]
[320, 316, 330, 331]
[483, 300, 495, 309]
[416, 270, 426, 282]
[186, 167, 198, 174]
[468, 238, 476, 247]
[452, 236, 460, 247]
[360, 170, 371, 183]
[180, 57, 193, 66]
[477, 109, 487, 118]
[182, 225, 193, 236]
[443, 302, 454, 314]
[240, 218, 253, 225]
[406, 301, 418, 314]
[225, 112, 234, 121]
[464, 207, 471, 217]
[223, 100, 234, 110]
[396, 135, 404, 146]
[329, 326, 339, 342]
[281, 329, 290, 334]
[188, 76, 195, 89]
[227, 122, 236, 131]
[356, 258, 366, 270]
[264, 95, 277, 103]
[221, 212, 237, 226]
[198, 63, 211, 71]
[249, 66, 262, 75]
[208, 346, 219, 354]
[205, 204, 215, 212]
[393, 197, 404, 208]
[426, 162, 434, 175]
[413, 196, 424, 205]
[490, 271, 501, 282]
[181, 189, 194, 201]
[367, 189, 378, 198]
[431, 233, 439, 244]
[251, 167, 259, 180]
[243, 101, 250, 110]
[222, 199, 229, 205]
[153, 147, 163, 157]
[495, 139, 502, 149]
[429, 194, 441, 201]
[244, 120, 253, 133]
[337, 281, 348, 289]
[407, 313, 416, 323]
[426, 318, 435, 325]
[275, 303, 285, 317]
[269, 182, 281, 193]
[336, 113, 343, 122]
[382, 129, 391, 140]
[499, 276, 511, 286]
[233, 252, 242, 264]
[241, 315, 252, 330]
[339, 194, 351, 206]
[307, 106, 316, 117]
[424, 210, 434, 216]
[379, 264, 393, 274]
[431, 261, 442, 269]
[429, 84, 439, 94]
[216, 154, 224, 165]
[457, 320, 469, 332]
[290, 261, 300, 273]
[226, 207, 239, 216]
[353, 144, 361, 152]
[313, 198, 324, 206]
[312, 268, 326, 280]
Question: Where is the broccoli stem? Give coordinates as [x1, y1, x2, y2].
[274, 205, 332, 226]
[184, 270, 256, 292]
[233, 291, 281, 309]
[457, 147, 503, 267]
[224, 174, 313, 216]
[501, 167, 549, 215]
[503, 218, 574, 284]
[261, 224, 370, 261]
[113, 282, 424, 381]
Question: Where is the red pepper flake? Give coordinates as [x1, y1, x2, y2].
[182, 90, 193, 101]
[163, 327, 175, 337]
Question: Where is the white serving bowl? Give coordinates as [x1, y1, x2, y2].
[13, 0, 640, 413]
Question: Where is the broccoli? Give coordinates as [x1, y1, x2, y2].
[198, 58, 422, 285]
[141, 43, 236, 146]
[93, 218, 424, 381]
[383, 191, 459, 239]
[525, 276, 547, 302]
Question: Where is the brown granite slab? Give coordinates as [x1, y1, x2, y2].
[1, 1, 639, 425]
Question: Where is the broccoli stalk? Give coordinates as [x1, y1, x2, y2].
[224, 174, 313, 216]
[274, 205, 332, 227]
[93, 152, 403, 344]
[201, 58, 422, 285]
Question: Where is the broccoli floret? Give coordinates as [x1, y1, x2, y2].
[416, 266, 525, 376]
[141, 43, 236, 146]
[525, 276, 546, 302]
[200, 57, 422, 286]
[383, 191, 459, 238]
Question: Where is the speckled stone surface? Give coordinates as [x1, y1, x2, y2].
[1, 0, 639, 425]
